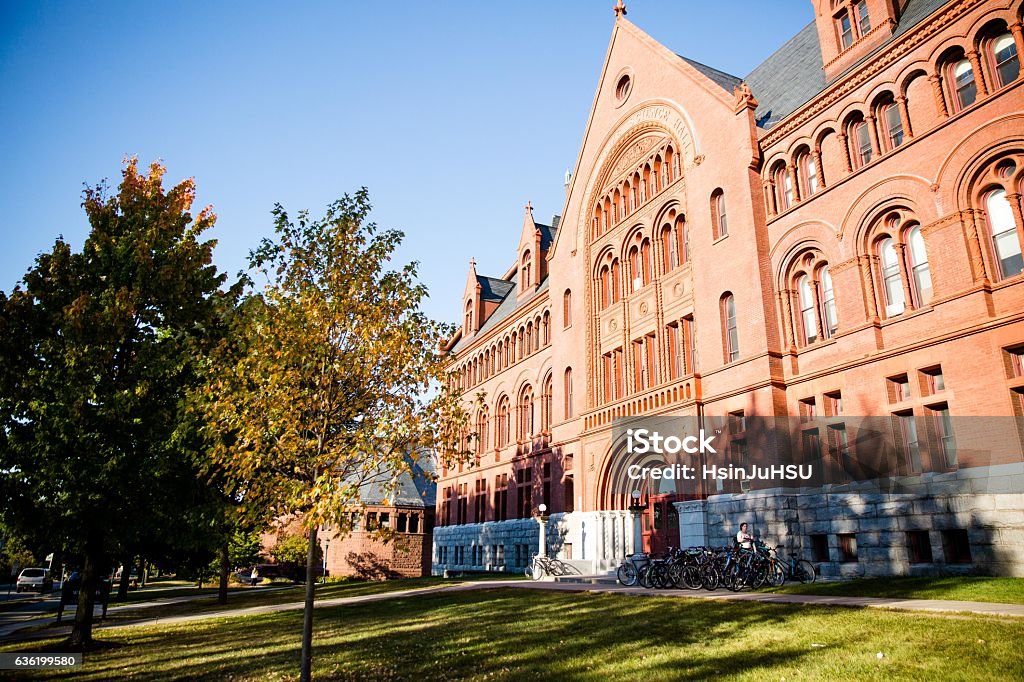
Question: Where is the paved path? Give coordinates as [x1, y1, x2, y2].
[4, 579, 1023, 642]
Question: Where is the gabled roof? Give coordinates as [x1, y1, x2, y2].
[357, 453, 436, 508]
[477, 275, 514, 302]
[679, 56, 742, 93]
[537, 221, 558, 251]
[451, 277, 550, 354]
[745, 21, 825, 130]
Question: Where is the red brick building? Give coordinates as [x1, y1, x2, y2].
[437, 0, 1024, 577]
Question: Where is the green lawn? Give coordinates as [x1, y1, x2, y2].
[4, 588, 1023, 681]
[767, 576, 1024, 604]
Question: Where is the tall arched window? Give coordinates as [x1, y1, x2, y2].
[773, 163, 791, 211]
[949, 58, 977, 111]
[711, 189, 728, 238]
[541, 374, 553, 432]
[819, 266, 838, 338]
[563, 368, 573, 419]
[877, 96, 904, 151]
[496, 396, 510, 448]
[989, 33, 1020, 88]
[464, 300, 473, 333]
[476, 407, 490, 454]
[848, 115, 872, 168]
[798, 274, 818, 344]
[563, 289, 572, 328]
[542, 311, 550, 345]
[518, 385, 534, 440]
[906, 226, 932, 306]
[988, 188, 1024, 278]
[878, 237, 906, 317]
[797, 149, 818, 198]
[721, 293, 739, 362]
[611, 259, 621, 301]
[521, 250, 532, 290]
[599, 266, 612, 309]
[628, 238, 652, 292]
[660, 214, 686, 272]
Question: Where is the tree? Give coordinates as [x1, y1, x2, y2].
[0, 159, 231, 648]
[196, 189, 469, 681]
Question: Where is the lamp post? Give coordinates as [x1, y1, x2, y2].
[628, 490, 645, 557]
[537, 503, 549, 559]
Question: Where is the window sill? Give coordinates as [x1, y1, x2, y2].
[712, 234, 730, 246]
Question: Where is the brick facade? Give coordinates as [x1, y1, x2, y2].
[437, 1, 1024, 577]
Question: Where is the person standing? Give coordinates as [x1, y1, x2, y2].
[250, 566, 260, 587]
[735, 522, 753, 550]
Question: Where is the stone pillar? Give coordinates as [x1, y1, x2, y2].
[1011, 23, 1024, 65]
[764, 180, 776, 217]
[860, 255, 880, 321]
[966, 50, 988, 97]
[812, 148, 825, 190]
[629, 506, 643, 556]
[809, 278, 824, 340]
[865, 114, 881, 158]
[788, 164, 801, 203]
[895, 95, 913, 140]
[961, 209, 990, 284]
[837, 132, 852, 173]
[928, 73, 948, 118]
[893, 242, 915, 310]
[779, 289, 797, 349]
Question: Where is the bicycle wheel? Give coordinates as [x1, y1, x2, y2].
[682, 565, 702, 590]
[531, 563, 545, 581]
[766, 559, 786, 587]
[616, 562, 638, 587]
[795, 559, 816, 584]
[701, 566, 720, 591]
[523, 564, 533, 580]
[668, 563, 685, 589]
[637, 564, 651, 588]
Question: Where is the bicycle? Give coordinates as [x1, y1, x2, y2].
[770, 546, 817, 584]
[525, 554, 579, 580]
[615, 553, 649, 587]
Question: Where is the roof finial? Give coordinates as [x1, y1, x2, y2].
[525, 200, 533, 214]
[469, 257, 476, 268]
[614, 0, 627, 17]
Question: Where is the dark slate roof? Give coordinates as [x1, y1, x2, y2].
[892, 0, 951, 40]
[745, 21, 826, 130]
[537, 221, 558, 251]
[477, 275, 514, 302]
[358, 452, 436, 508]
[680, 56, 742, 92]
[452, 277, 550, 354]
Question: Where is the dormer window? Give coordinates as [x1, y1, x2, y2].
[835, 1, 870, 52]
[855, 1, 870, 36]
[837, 10, 854, 50]
[521, 250, 533, 290]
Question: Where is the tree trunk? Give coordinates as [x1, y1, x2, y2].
[67, 533, 102, 650]
[299, 526, 318, 682]
[217, 542, 229, 605]
[117, 551, 132, 601]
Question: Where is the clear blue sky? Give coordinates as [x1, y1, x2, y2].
[0, 1, 812, 324]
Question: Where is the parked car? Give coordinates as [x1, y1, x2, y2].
[16, 567, 53, 593]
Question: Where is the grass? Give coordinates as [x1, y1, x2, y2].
[3, 587, 1023, 681]
[767, 576, 1024, 604]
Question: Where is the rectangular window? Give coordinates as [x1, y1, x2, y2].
[667, 322, 684, 379]
[929, 403, 957, 468]
[516, 467, 533, 518]
[824, 391, 843, 417]
[810, 534, 829, 563]
[409, 513, 419, 534]
[685, 315, 697, 372]
[397, 513, 408, 533]
[729, 410, 746, 433]
[942, 529, 972, 564]
[1005, 346, 1024, 378]
[888, 374, 911, 403]
[799, 397, 817, 420]
[884, 102, 903, 149]
[829, 423, 851, 476]
[542, 462, 551, 509]
[920, 366, 945, 395]
[906, 530, 933, 564]
[856, 121, 872, 165]
[494, 474, 508, 522]
[838, 11, 854, 49]
[838, 533, 858, 562]
[855, 0, 870, 36]
[895, 411, 922, 473]
[564, 474, 574, 513]
[802, 428, 821, 464]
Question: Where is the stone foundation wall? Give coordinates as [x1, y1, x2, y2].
[433, 518, 541, 574]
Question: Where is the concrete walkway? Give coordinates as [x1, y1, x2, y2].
[5, 579, 1023, 642]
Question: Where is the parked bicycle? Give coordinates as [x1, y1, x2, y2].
[525, 554, 580, 580]
[770, 545, 817, 584]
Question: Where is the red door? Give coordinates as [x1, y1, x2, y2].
[641, 494, 679, 555]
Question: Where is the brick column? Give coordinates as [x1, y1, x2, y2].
[788, 164, 801, 203]
[865, 113, 881, 158]
[928, 74, 949, 118]
[893, 242, 915, 310]
[896, 95, 913, 139]
[764, 180, 776, 217]
[778, 289, 796, 349]
[1011, 23, 1024, 63]
[966, 50, 988, 97]
[961, 209, 990, 284]
[859, 255, 880, 321]
[837, 132, 852, 173]
[1009, 193, 1024, 270]
[812, 148, 825, 190]
[809, 278, 824, 340]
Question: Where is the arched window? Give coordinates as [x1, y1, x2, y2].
[541, 373, 553, 432]
[877, 96, 904, 151]
[878, 237, 906, 317]
[611, 259, 621, 301]
[518, 385, 534, 440]
[721, 293, 739, 362]
[660, 214, 686, 272]
[477, 407, 490, 454]
[819, 266, 838, 337]
[988, 188, 1024, 278]
[563, 368, 573, 419]
[542, 311, 550, 345]
[496, 396, 510, 448]
[990, 33, 1020, 88]
[949, 58, 977, 112]
[563, 289, 572, 328]
[521, 250, 532, 290]
[848, 115, 872, 168]
[905, 226, 932, 306]
[711, 189, 728, 238]
[628, 238, 652, 292]
[797, 149, 818, 198]
[464, 300, 473, 333]
[773, 162, 791, 211]
[798, 274, 818, 345]
[599, 266, 611, 309]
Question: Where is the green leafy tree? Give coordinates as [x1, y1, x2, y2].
[196, 189, 469, 681]
[0, 159, 231, 648]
